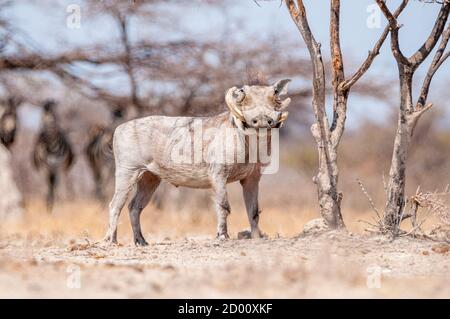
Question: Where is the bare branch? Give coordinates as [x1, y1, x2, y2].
[330, 0, 345, 91]
[0, 51, 124, 70]
[329, 0, 348, 147]
[51, 66, 133, 110]
[409, 1, 450, 68]
[115, 12, 143, 113]
[357, 178, 381, 220]
[375, 0, 411, 66]
[285, 0, 330, 138]
[341, 0, 408, 91]
[417, 24, 450, 108]
[329, 0, 408, 147]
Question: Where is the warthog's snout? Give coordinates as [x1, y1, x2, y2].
[249, 114, 279, 128]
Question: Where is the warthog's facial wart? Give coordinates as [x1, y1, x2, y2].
[225, 79, 291, 131]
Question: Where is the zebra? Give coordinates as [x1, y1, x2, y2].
[32, 100, 75, 212]
[0, 97, 21, 149]
[85, 106, 124, 201]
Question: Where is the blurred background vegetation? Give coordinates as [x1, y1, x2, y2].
[0, 0, 448, 222]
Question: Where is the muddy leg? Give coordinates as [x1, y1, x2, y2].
[128, 172, 160, 246]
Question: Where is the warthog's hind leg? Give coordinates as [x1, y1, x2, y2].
[104, 168, 139, 244]
[128, 172, 161, 246]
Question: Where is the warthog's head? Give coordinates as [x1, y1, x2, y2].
[225, 79, 291, 131]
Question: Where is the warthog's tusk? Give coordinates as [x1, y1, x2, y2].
[279, 111, 289, 127]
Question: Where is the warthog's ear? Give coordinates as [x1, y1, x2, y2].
[273, 79, 291, 96]
[273, 79, 291, 111]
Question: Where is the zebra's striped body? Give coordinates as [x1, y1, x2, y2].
[32, 100, 74, 211]
[85, 107, 123, 201]
[0, 97, 20, 149]
[85, 125, 114, 200]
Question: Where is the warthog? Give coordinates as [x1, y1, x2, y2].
[103, 79, 291, 246]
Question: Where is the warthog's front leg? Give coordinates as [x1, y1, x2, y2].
[241, 170, 263, 239]
[211, 176, 230, 239]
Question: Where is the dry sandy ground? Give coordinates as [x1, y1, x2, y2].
[0, 200, 449, 298]
[1, 231, 449, 298]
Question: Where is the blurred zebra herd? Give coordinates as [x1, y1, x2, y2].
[0, 98, 123, 212]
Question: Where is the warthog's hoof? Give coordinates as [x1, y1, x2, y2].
[134, 237, 149, 247]
[102, 233, 118, 245]
[238, 230, 267, 239]
[216, 233, 230, 240]
[237, 230, 252, 239]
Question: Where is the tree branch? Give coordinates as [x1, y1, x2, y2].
[341, 0, 408, 91]
[417, 23, 450, 108]
[50, 65, 134, 110]
[330, 0, 345, 91]
[329, 0, 348, 146]
[0, 51, 124, 70]
[375, 0, 411, 66]
[285, 0, 330, 139]
[408, 1, 450, 68]
[115, 12, 143, 113]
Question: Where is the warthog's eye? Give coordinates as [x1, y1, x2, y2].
[233, 88, 246, 104]
[274, 95, 282, 106]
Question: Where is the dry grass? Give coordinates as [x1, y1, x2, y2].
[1, 199, 316, 243]
[1, 196, 443, 247]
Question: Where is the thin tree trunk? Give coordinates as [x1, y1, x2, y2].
[384, 114, 412, 230]
[384, 67, 414, 230]
[376, 1, 449, 236]
[313, 143, 344, 228]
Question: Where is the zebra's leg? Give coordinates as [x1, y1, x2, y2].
[128, 172, 160, 246]
[63, 170, 75, 201]
[90, 158, 104, 201]
[94, 166, 103, 201]
[103, 167, 139, 244]
[100, 164, 114, 202]
[46, 169, 57, 213]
